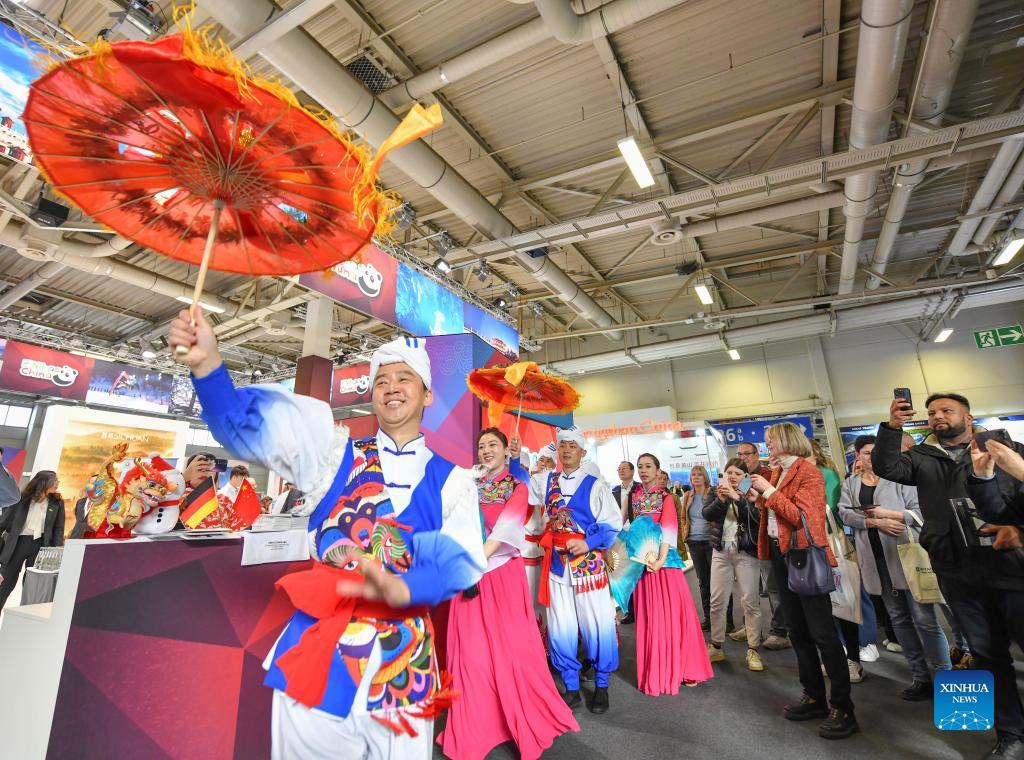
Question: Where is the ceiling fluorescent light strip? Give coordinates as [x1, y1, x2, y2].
[617, 136, 655, 189]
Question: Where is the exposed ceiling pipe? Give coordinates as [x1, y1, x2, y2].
[547, 280, 1024, 374]
[867, 0, 978, 289]
[379, 0, 689, 109]
[197, 0, 624, 340]
[837, 0, 915, 295]
[0, 261, 65, 311]
[677, 192, 843, 239]
[970, 148, 1024, 246]
[945, 135, 1024, 257]
[0, 219, 234, 314]
[231, 0, 336, 59]
[65, 233, 135, 258]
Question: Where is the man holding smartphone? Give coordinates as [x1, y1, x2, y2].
[872, 391, 1024, 760]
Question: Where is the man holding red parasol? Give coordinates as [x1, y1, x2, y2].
[171, 311, 485, 759]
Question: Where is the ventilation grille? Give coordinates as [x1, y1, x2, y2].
[344, 54, 397, 95]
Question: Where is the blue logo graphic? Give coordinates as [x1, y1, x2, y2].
[935, 670, 994, 731]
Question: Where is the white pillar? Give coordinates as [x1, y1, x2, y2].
[302, 294, 334, 359]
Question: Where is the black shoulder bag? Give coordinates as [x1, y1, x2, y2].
[786, 510, 836, 596]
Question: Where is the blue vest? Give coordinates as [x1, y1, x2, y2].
[543, 471, 598, 577]
[264, 438, 455, 718]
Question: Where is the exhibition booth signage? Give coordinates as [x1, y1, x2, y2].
[710, 415, 813, 446]
[0, 338, 179, 413]
[300, 246, 520, 360]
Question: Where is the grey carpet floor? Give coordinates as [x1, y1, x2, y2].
[432, 574, 1022, 760]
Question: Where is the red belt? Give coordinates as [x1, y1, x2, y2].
[527, 530, 585, 608]
[273, 562, 429, 709]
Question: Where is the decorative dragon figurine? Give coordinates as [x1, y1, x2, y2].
[106, 458, 171, 534]
[85, 443, 130, 532]
[84, 443, 172, 537]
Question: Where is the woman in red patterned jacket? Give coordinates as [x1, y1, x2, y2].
[749, 421, 857, 741]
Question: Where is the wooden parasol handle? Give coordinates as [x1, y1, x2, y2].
[513, 394, 525, 444]
[174, 199, 225, 356]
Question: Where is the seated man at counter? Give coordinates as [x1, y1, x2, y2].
[169, 309, 485, 760]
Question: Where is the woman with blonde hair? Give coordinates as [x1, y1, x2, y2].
[748, 422, 857, 740]
[679, 465, 718, 631]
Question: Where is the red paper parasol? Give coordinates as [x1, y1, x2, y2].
[23, 19, 440, 350]
[467, 361, 581, 435]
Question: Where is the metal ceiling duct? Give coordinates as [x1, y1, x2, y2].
[837, 0, 914, 295]
[867, 0, 978, 288]
[197, 0, 623, 340]
[0, 218, 234, 313]
[379, 0, 689, 108]
[970, 148, 1024, 246]
[678, 192, 844, 238]
[946, 136, 1024, 257]
[0, 261, 65, 311]
[547, 280, 1024, 374]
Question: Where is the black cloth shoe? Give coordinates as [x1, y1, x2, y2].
[580, 664, 596, 682]
[987, 736, 1024, 759]
[620, 614, 635, 625]
[562, 690, 582, 710]
[900, 680, 932, 701]
[588, 686, 609, 714]
[819, 708, 859, 740]
[784, 694, 829, 722]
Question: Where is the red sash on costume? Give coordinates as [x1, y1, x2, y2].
[528, 529, 585, 608]
[273, 563, 430, 709]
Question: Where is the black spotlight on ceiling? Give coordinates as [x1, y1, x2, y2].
[30, 193, 71, 228]
[496, 296, 508, 309]
[530, 301, 545, 318]
[433, 257, 452, 274]
[474, 261, 491, 283]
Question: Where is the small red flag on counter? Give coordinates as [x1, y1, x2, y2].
[232, 478, 262, 529]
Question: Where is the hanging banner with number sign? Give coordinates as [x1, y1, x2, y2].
[710, 415, 813, 446]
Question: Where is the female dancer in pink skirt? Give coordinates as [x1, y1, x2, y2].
[632, 453, 714, 695]
[439, 428, 579, 760]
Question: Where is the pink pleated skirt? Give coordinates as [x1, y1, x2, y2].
[635, 566, 714, 696]
[438, 555, 579, 760]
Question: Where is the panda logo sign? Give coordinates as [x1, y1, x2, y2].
[337, 370, 371, 400]
[19, 358, 80, 387]
[336, 260, 383, 298]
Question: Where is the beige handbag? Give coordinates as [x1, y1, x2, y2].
[897, 512, 945, 605]
[825, 508, 862, 623]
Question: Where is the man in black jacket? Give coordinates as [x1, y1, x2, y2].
[873, 392, 1024, 760]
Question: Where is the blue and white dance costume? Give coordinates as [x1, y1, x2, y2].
[528, 446, 621, 692]
[191, 341, 485, 760]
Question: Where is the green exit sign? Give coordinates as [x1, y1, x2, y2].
[974, 325, 1024, 349]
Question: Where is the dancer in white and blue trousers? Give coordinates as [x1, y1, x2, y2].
[529, 426, 622, 714]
